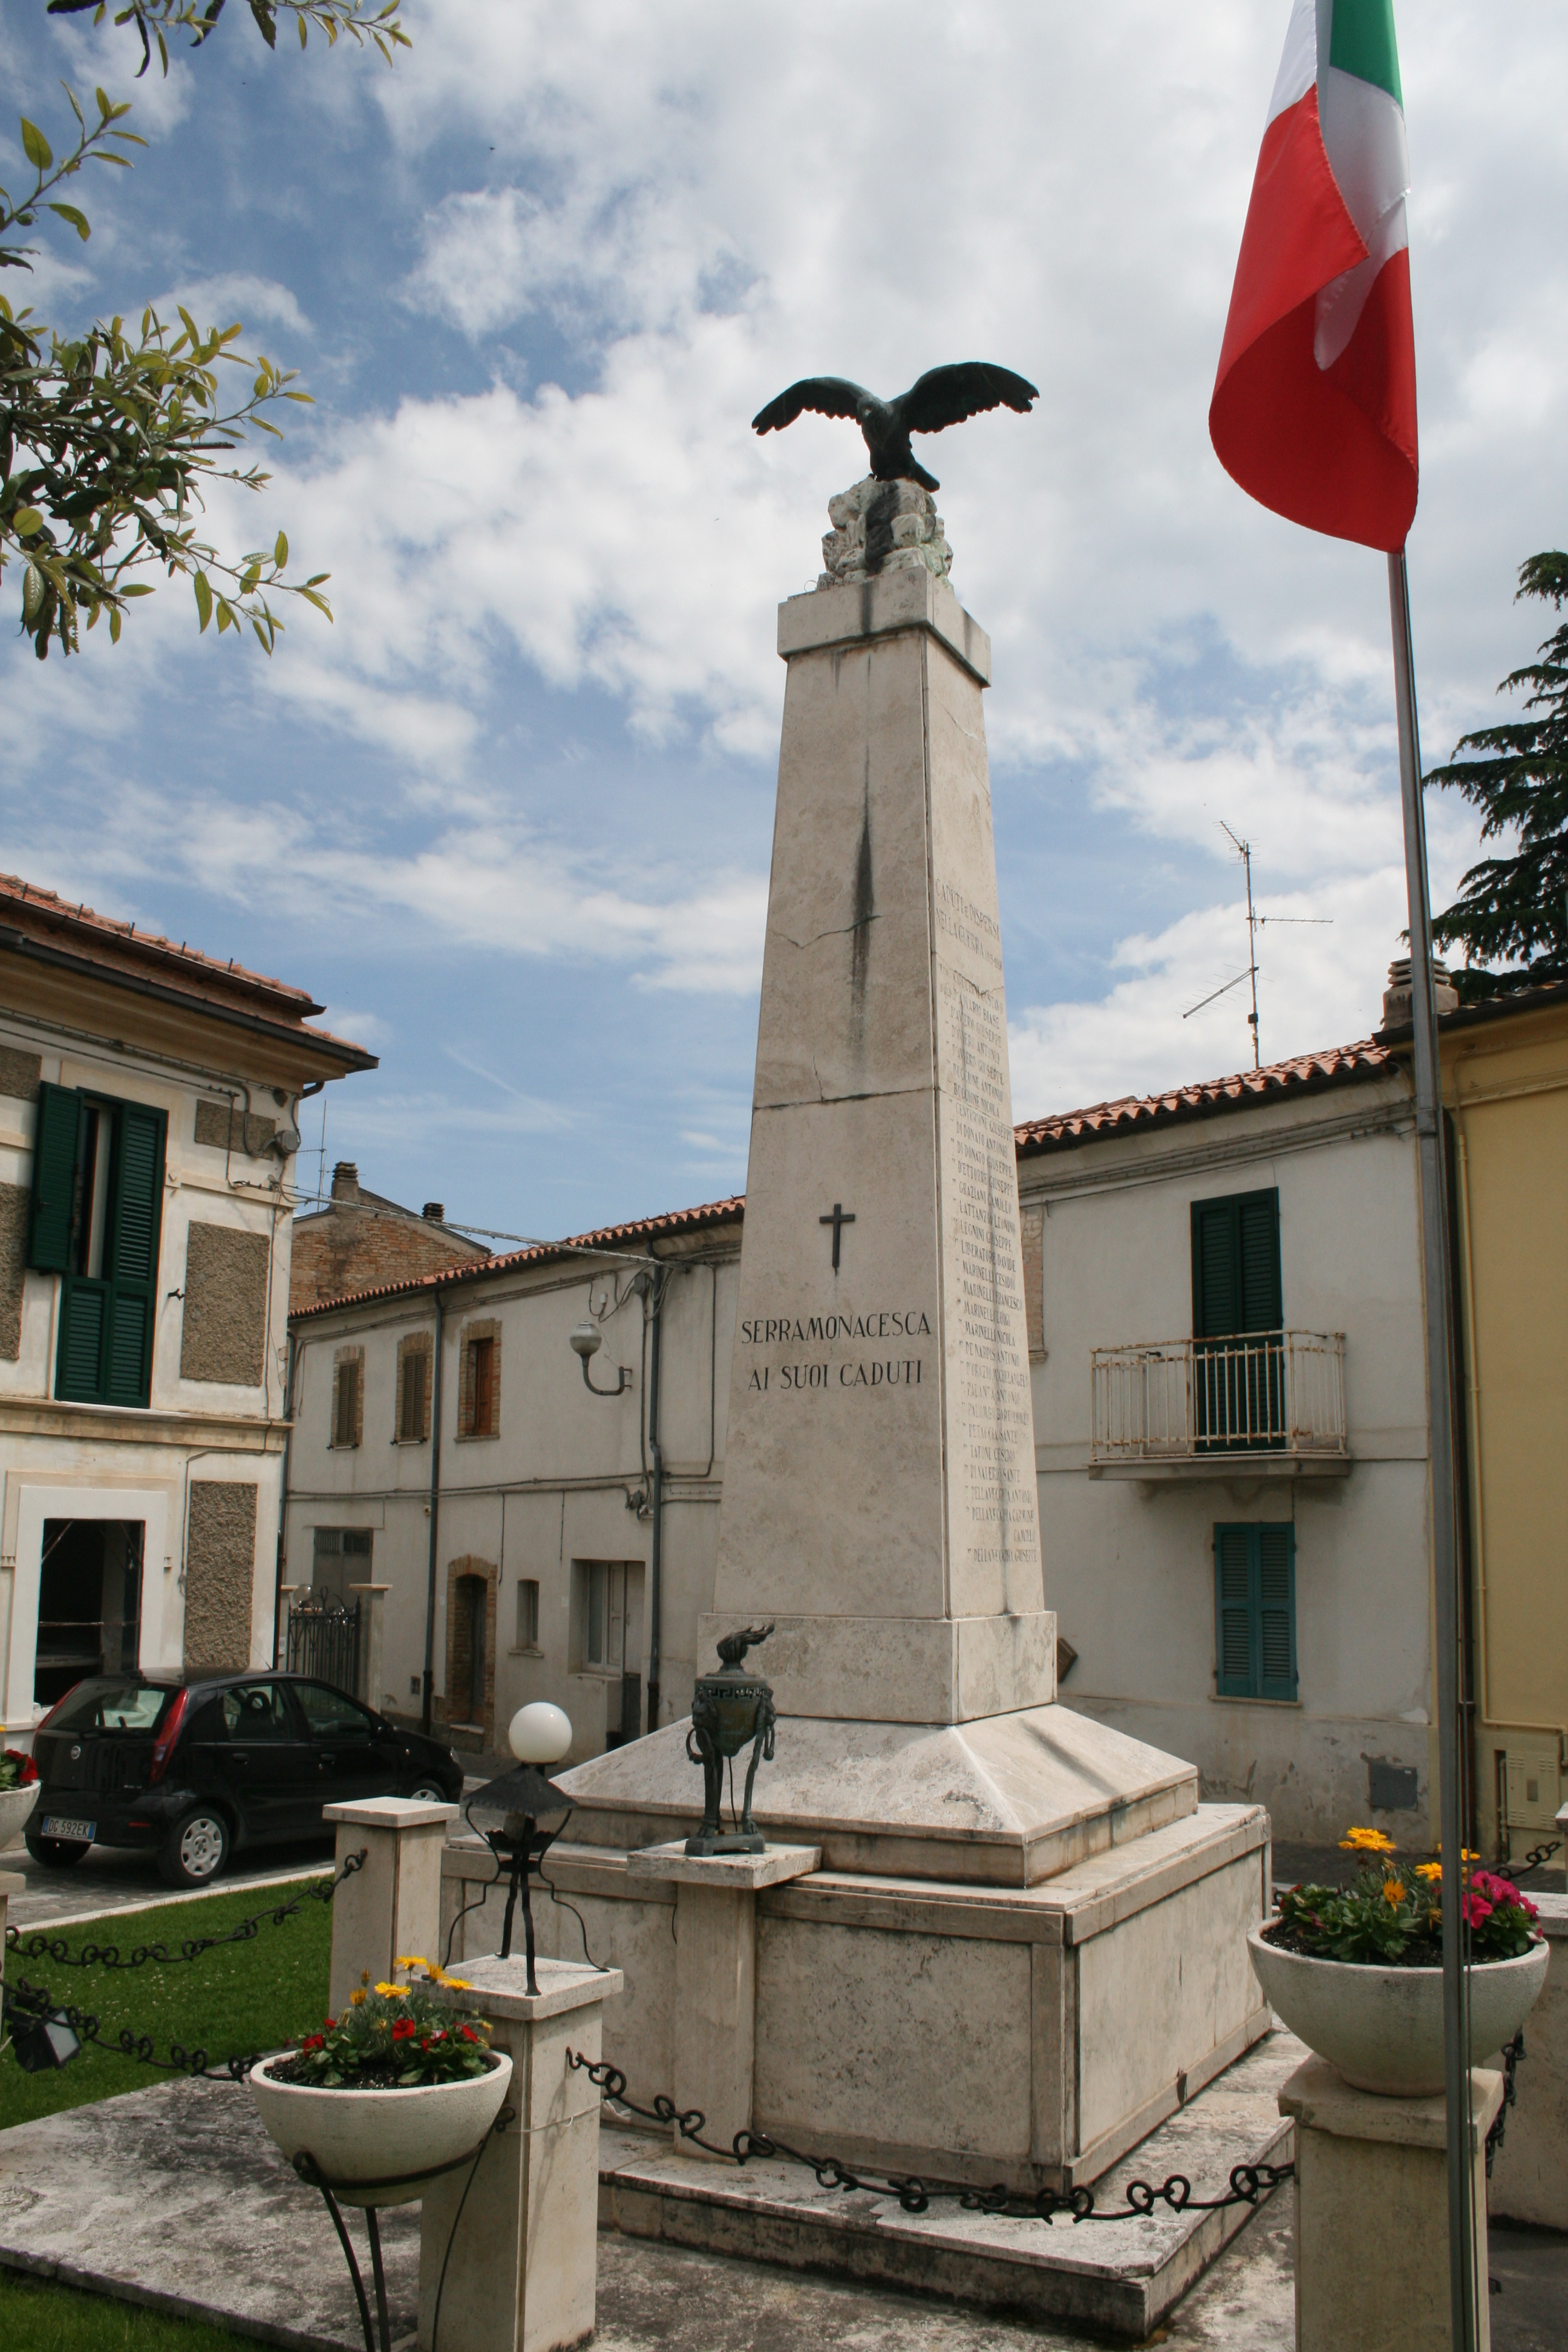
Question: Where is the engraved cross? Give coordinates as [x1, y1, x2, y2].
[819, 1201, 856, 1271]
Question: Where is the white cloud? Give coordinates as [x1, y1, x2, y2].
[155, 273, 313, 340]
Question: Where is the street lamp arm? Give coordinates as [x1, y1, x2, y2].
[579, 1354, 632, 1397]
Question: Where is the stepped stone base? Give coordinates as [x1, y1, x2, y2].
[442, 1801, 1272, 2195]
[555, 1702, 1200, 1888]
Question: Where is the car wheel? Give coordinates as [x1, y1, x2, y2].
[408, 1782, 449, 1806]
[159, 1807, 230, 1888]
[24, 1832, 90, 1869]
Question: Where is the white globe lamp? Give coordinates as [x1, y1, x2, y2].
[509, 1700, 572, 1766]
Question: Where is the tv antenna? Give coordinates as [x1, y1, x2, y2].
[1181, 823, 1331, 1067]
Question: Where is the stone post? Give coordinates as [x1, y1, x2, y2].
[417, 1954, 622, 2352]
[348, 1580, 389, 1710]
[1279, 2054, 1503, 2352]
[324, 1797, 457, 2017]
[1487, 1891, 1567, 2230]
[625, 1843, 819, 2156]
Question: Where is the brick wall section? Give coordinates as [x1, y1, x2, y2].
[457, 1316, 501, 1439]
[0, 1182, 26, 1361]
[185, 1482, 258, 1671]
[180, 1221, 270, 1385]
[444, 1556, 497, 1743]
[331, 1345, 365, 1448]
[1020, 1204, 1045, 1362]
[0, 1048, 41, 1100]
[290, 1210, 488, 1315]
[395, 1331, 433, 1443]
[194, 1097, 277, 1156]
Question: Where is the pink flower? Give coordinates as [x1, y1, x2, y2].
[1462, 1890, 1494, 1929]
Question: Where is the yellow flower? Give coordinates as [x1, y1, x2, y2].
[349, 1989, 366, 2007]
[1339, 1827, 1397, 1854]
[395, 1955, 431, 1973]
[1382, 1880, 1404, 1908]
[1415, 1862, 1442, 1882]
[374, 1982, 407, 1999]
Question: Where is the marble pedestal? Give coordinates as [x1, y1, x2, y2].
[625, 1842, 820, 2157]
[324, 1797, 458, 2017]
[1279, 2055, 1502, 2352]
[419, 1956, 622, 2352]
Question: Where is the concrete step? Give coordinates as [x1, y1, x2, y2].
[598, 2025, 1306, 2340]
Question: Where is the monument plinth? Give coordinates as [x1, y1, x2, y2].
[531, 498, 1270, 2194]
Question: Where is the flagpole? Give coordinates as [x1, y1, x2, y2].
[1387, 547, 1478, 2352]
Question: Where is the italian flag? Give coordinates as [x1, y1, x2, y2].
[1209, 0, 1417, 552]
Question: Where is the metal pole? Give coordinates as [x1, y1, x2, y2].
[1387, 548, 1476, 2352]
[422, 1289, 445, 1737]
[645, 1265, 665, 1737]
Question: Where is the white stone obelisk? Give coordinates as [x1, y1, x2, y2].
[696, 550, 1055, 1726]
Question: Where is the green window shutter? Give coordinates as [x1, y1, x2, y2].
[103, 1102, 166, 1407]
[1214, 1525, 1255, 1696]
[1257, 1524, 1298, 1700]
[1238, 1192, 1282, 1331]
[27, 1082, 81, 1272]
[1191, 1200, 1240, 1338]
[58, 1282, 106, 1397]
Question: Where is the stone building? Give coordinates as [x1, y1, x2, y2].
[289, 1160, 489, 1313]
[0, 873, 372, 1740]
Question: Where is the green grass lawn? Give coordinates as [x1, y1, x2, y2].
[0, 2268, 252, 2352]
[0, 1876, 332, 2131]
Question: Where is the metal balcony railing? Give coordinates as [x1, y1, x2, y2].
[1089, 1331, 1347, 1464]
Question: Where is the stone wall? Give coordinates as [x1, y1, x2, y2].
[0, 1048, 41, 1100]
[180, 1221, 270, 1386]
[194, 1097, 277, 1155]
[0, 1181, 27, 1361]
[184, 1481, 258, 1671]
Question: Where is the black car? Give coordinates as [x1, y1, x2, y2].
[28, 1671, 464, 1887]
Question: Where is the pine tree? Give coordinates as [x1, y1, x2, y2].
[1427, 550, 1568, 996]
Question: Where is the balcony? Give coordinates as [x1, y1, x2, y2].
[1089, 1331, 1350, 1481]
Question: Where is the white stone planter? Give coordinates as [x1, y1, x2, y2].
[0, 1782, 41, 1847]
[1248, 1927, 1550, 2097]
[249, 2050, 512, 2207]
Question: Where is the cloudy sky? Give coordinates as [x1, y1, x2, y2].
[3, 2, 1564, 1242]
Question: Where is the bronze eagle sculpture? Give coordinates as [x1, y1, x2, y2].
[751, 362, 1038, 492]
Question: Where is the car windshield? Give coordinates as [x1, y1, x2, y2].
[45, 1681, 175, 1734]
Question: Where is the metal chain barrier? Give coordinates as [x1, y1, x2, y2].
[1485, 2031, 1525, 2179]
[566, 2052, 1293, 2223]
[0, 1849, 367, 2080]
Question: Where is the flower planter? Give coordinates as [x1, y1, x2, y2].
[249, 2050, 513, 2207]
[0, 1782, 40, 1848]
[1248, 1927, 1550, 2097]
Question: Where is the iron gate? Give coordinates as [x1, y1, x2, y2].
[286, 1592, 362, 1694]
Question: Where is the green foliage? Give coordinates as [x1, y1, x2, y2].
[0, 2265, 250, 2352]
[0, 1873, 332, 2128]
[287, 1965, 494, 2088]
[1272, 1830, 1541, 1968]
[2, 5, 405, 659]
[1428, 550, 1568, 983]
[45, 2, 409, 82]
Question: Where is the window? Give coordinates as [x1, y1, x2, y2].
[295, 1681, 376, 1740]
[221, 1682, 295, 1740]
[27, 1080, 167, 1408]
[397, 1342, 429, 1444]
[332, 1358, 361, 1448]
[469, 1336, 495, 1436]
[572, 1560, 642, 1674]
[515, 1579, 540, 1650]
[1214, 1523, 1298, 1701]
[1191, 1188, 1282, 1337]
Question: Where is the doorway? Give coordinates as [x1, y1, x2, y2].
[35, 1520, 143, 1706]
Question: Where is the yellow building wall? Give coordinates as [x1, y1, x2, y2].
[1447, 1008, 1568, 1857]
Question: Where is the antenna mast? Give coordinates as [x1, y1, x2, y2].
[1220, 822, 1261, 1068]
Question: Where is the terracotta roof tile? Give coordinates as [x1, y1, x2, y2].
[1013, 1040, 1397, 1158]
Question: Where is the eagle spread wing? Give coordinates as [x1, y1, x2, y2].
[895, 363, 1039, 437]
[752, 377, 872, 435]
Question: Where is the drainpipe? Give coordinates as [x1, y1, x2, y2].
[421, 1289, 445, 1737]
[645, 1265, 666, 1737]
[272, 1327, 298, 1668]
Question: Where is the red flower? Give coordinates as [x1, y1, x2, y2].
[323, 2019, 336, 2031]
[391, 2016, 417, 2042]
[4, 1751, 38, 1785]
[1461, 1890, 1494, 1929]
[460, 2025, 479, 2043]
[301, 2034, 325, 2053]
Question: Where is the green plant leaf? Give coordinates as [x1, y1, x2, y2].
[13, 508, 44, 537]
[193, 570, 212, 630]
[20, 121, 53, 172]
[273, 530, 287, 568]
[48, 204, 91, 243]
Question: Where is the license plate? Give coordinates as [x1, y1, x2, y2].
[41, 1816, 95, 1842]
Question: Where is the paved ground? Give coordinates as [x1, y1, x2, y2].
[0, 1834, 339, 1930]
